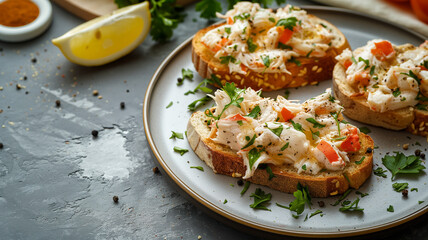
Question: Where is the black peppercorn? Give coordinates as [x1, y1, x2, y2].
[120, 102, 125, 109]
[23, 76, 27, 80]
[415, 149, 421, 156]
[31, 57, 37, 63]
[152, 167, 160, 174]
[402, 189, 408, 197]
[91, 130, 99, 137]
[237, 179, 244, 186]
[421, 153, 425, 160]
[113, 195, 119, 203]
[55, 100, 61, 107]
[0, 142, 3, 149]
[366, 147, 373, 154]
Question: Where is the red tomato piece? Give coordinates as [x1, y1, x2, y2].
[278, 27, 293, 45]
[317, 140, 340, 163]
[411, 0, 428, 24]
[280, 107, 295, 121]
[227, 17, 234, 25]
[354, 72, 370, 86]
[223, 114, 247, 122]
[371, 41, 395, 61]
[344, 59, 353, 69]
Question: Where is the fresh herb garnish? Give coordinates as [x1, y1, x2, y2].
[166, 101, 173, 108]
[246, 106, 261, 118]
[290, 120, 304, 132]
[279, 183, 312, 216]
[173, 146, 189, 156]
[416, 104, 427, 111]
[328, 95, 336, 103]
[392, 182, 408, 192]
[355, 191, 369, 197]
[392, 88, 401, 97]
[305, 209, 323, 221]
[330, 111, 341, 136]
[266, 165, 276, 180]
[195, 0, 222, 19]
[170, 131, 184, 139]
[233, 12, 251, 21]
[373, 167, 388, 178]
[182, 68, 193, 80]
[306, 118, 326, 128]
[355, 156, 365, 165]
[358, 57, 370, 70]
[302, 164, 307, 170]
[188, 96, 212, 111]
[265, 124, 283, 137]
[281, 142, 289, 151]
[241, 181, 251, 195]
[288, 57, 301, 66]
[359, 127, 371, 134]
[278, 42, 292, 50]
[284, 90, 290, 99]
[250, 188, 272, 211]
[261, 55, 271, 68]
[225, 27, 231, 34]
[275, 17, 298, 30]
[190, 166, 204, 171]
[148, 0, 185, 42]
[332, 189, 351, 206]
[220, 54, 237, 64]
[248, 148, 261, 170]
[268, 17, 276, 23]
[411, 188, 418, 192]
[387, 205, 394, 212]
[241, 134, 256, 150]
[369, 65, 375, 76]
[247, 38, 258, 53]
[223, 199, 228, 204]
[382, 152, 425, 180]
[216, 82, 244, 119]
[339, 197, 364, 212]
[401, 70, 421, 85]
[310, 128, 320, 140]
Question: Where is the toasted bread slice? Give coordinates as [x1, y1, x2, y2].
[332, 41, 428, 137]
[187, 111, 374, 198]
[192, 16, 350, 91]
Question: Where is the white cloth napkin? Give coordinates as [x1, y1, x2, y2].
[311, 0, 428, 38]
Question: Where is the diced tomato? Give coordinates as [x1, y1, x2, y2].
[240, 63, 248, 72]
[344, 59, 353, 69]
[227, 17, 234, 25]
[371, 41, 395, 61]
[317, 140, 340, 163]
[420, 65, 428, 71]
[280, 107, 295, 122]
[277, 27, 294, 45]
[223, 114, 247, 122]
[340, 127, 361, 152]
[354, 72, 370, 86]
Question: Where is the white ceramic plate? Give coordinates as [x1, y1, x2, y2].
[143, 6, 428, 237]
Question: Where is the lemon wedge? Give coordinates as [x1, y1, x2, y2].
[52, 2, 150, 66]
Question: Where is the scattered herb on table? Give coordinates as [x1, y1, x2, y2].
[373, 167, 387, 178]
[188, 96, 212, 111]
[190, 166, 204, 171]
[387, 205, 394, 212]
[382, 152, 425, 180]
[339, 197, 364, 212]
[223, 199, 228, 204]
[277, 183, 312, 217]
[241, 181, 251, 195]
[166, 101, 173, 108]
[250, 188, 272, 211]
[331, 189, 351, 206]
[359, 127, 371, 134]
[355, 191, 369, 198]
[173, 146, 189, 155]
[170, 131, 184, 139]
[392, 182, 408, 192]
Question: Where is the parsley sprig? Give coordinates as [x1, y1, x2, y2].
[382, 152, 425, 180]
[250, 188, 272, 211]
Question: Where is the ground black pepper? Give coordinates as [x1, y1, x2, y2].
[415, 149, 421, 156]
[55, 100, 61, 107]
[237, 179, 244, 186]
[113, 195, 119, 203]
[0, 142, 3, 149]
[120, 102, 125, 109]
[152, 167, 160, 174]
[25, 91, 29, 94]
[23, 76, 27, 80]
[91, 130, 99, 137]
[402, 189, 408, 197]
[366, 147, 372, 154]
[31, 57, 37, 63]
[126, 89, 129, 93]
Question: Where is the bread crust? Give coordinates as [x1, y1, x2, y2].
[187, 111, 374, 198]
[333, 63, 428, 137]
[192, 16, 350, 91]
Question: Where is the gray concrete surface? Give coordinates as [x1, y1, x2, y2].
[0, 1, 427, 239]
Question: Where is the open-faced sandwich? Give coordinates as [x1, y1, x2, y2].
[333, 39, 428, 136]
[187, 85, 374, 197]
[192, 2, 350, 91]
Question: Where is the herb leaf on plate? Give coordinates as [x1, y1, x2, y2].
[382, 152, 425, 180]
[250, 188, 272, 210]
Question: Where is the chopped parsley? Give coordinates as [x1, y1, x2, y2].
[305, 209, 323, 221]
[358, 57, 370, 70]
[247, 38, 258, 53]
[223, 199, 228, 204]
[233, 12, 251, 21]
[261, 55, 271, 68]
[290, 120, 304, 132]
[173, 146, 188, 156]
[302, 164, 307, 171]
[188, 96, 212, 111]
[266, 165, 276, 180]
[265, 124, 283, 137]
[359, 126, 371, 134]
[306, 118, 326, 128]
[241, 181, 251, 195]
[241, 134, 256, 150]
[220, 55, 236, 64]
[330, 111, 341, 136]
[355, 156, 365, 165]
[382, 152, 425, 180]
[278, 42, 292, 50]
[392, 88, 401, 97]
[190, 166, 204, 171]
[411, 188, 418, 192]
[166, 101, 173, 108]
[182, 68, 194, 80]
[355, 191, 369, 197]
[387, 205, 394, 212]
[401, 70, 421, 85]
[416, 104, 427, 111]
[339, 197, 364, 212]
[281, 142, 290, 151]
[373, 167, 388, 178]
[392, 182, 408, 192]
[310, 129, 320, 140]
[170, 131, 184, 140]
[225, 27, 231, 34]
[369, 65, 375, 76]
[284, 90, 290, 99]
[268, 17, 275, 23]
[216, 82, 244, 119]
[195, 0, 222, 19]
[332, 189, 351, 206]
[248, 148, 262, 170]
[250, 188, 272, 211]
[328, 95, 336, 103]
[277, 183, 312, 216]
[288, 57, 301, 66]
[275, 17, 298, 30]
[246, 105, 261, 118]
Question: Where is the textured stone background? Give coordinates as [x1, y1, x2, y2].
[0, 1, 427, 239]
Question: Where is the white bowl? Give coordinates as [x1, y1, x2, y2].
[0, 0, 53, 42]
